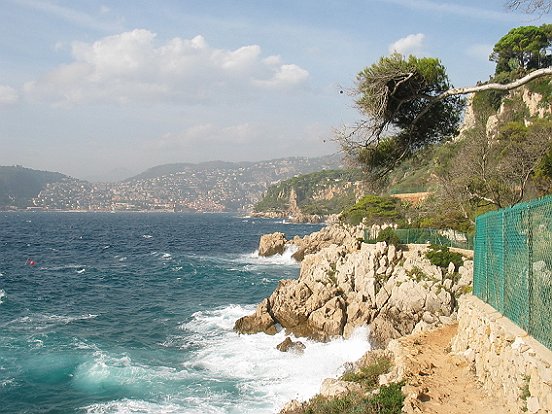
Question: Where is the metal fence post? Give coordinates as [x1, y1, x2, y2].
[527, 205, 533, 333]
[501, 210, 505, 314]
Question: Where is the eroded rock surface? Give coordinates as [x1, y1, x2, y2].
[258, 232, 287, 257]
[236, 225, 474, 345]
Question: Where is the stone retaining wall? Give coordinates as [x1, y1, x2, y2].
[452, 295, 552, 414]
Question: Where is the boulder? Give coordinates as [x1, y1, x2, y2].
[307, 296, 347, 341]
[279, 399, 305, 414]
[320, 378, 363, 398]
[233, 298, 277, 335]
[258, 232, 287, 257]
[276, 336, 306, 353]
[369, 307, 417, 347]
[269, 280, 312, 331]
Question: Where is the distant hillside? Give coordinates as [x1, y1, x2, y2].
[0, 166, 67, 208]
[4, 154, 345, 212]
[254, 169, 366, 218]
[128, 155, 342, 182]
[127, 160, 249, 181]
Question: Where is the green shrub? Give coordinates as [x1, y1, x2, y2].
[371, 382, 405, 414]
[406, 266, 431, 282]
[301, 382, 404, 414]
[520, 375, 531, 412]
[340, 356, 392, 389]
[425, 244, 463, 271]
[376, 228, 401, 246]
[341, 195, 402, 226]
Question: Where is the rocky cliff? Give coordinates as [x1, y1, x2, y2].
[235, 224, 473, 346]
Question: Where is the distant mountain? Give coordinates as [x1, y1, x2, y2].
[1, 155, 345, 212]
[128, 155, 341, 182]
[0, 166, 68, 208]
[127, 161, 250, 182]
[117, 154, 345, 211]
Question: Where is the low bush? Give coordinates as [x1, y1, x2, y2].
[340, 356, 392, 389]
[376, 228, 401, 246]
[425, 244, 463, 271]
[341, 195, 403, 226]
[301, 382, 404, 414]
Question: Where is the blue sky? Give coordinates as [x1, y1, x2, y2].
[0, 0, 548, 180]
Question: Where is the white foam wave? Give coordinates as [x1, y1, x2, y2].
[180, 304, 372, 413]
[4, 313, 98, 330]
[239, 244, 300, 267]
[41, 264, 88, 271]
[0, 289, 6, 304]
[84, 399, 184, 414]
[1, 378, 16, 388]
[73, 351, 192, 404]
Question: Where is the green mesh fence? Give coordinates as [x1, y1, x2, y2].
[364, 227, 473, 249]
[474, 195, 552, 350]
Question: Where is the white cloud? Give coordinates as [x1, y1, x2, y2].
[0, 85, 18, 105]
[24, 29, 310, 106]
[254, 64, 309, 89]
[389, 33, 426, 56]
[149, 123, 259, 151]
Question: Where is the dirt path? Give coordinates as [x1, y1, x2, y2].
[397, 323, 519, 414]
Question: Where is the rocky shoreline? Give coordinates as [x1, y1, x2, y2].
[233, 223, 475, 412]
[235, 223, 472, 345]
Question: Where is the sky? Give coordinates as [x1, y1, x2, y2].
[0, 0, 548, 181]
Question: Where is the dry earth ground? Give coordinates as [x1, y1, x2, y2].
[398, 323, 519, 413]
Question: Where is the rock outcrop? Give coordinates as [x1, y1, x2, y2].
[236, 232, 473, 344]
[276, 336, 306, 353]
[258, 223, 364, 262]
[258, 232, 287, 257]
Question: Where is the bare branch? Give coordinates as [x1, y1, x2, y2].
[506, 0, 552, 14]
[436, 68, 552, 100]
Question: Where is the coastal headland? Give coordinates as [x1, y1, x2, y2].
[236, 222, 552, 413]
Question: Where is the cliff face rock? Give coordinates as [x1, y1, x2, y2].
[258, 232, 287, 256]
[291, 224, 362, 261]
[236, 236, 473, 344]
[233, 298, 278, 335]
[256, 224, 363, 262]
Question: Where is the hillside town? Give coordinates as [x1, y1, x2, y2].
[15, 156, 342, 212]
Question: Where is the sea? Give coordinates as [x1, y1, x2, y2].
[0, 212, 371, 414]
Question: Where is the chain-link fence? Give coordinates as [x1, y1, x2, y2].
[474, 195, 552, 350]
[364, 227, 473, 249]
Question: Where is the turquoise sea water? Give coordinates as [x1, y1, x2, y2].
[0, 212, 370, 413]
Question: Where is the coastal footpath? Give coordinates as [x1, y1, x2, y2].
[236, 224, 552, 413]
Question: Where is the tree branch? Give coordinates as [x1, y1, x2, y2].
[407, 68, 552, 137]
[437, 68, 552, 100]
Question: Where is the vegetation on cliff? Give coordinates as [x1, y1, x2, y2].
[254, 169, 364, 216]
[333, 22, 552, 233]
[340, 195, 403, 226]
[0, 166, 67, 208]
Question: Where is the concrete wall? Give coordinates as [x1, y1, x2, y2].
[452, 295, 552, 414]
